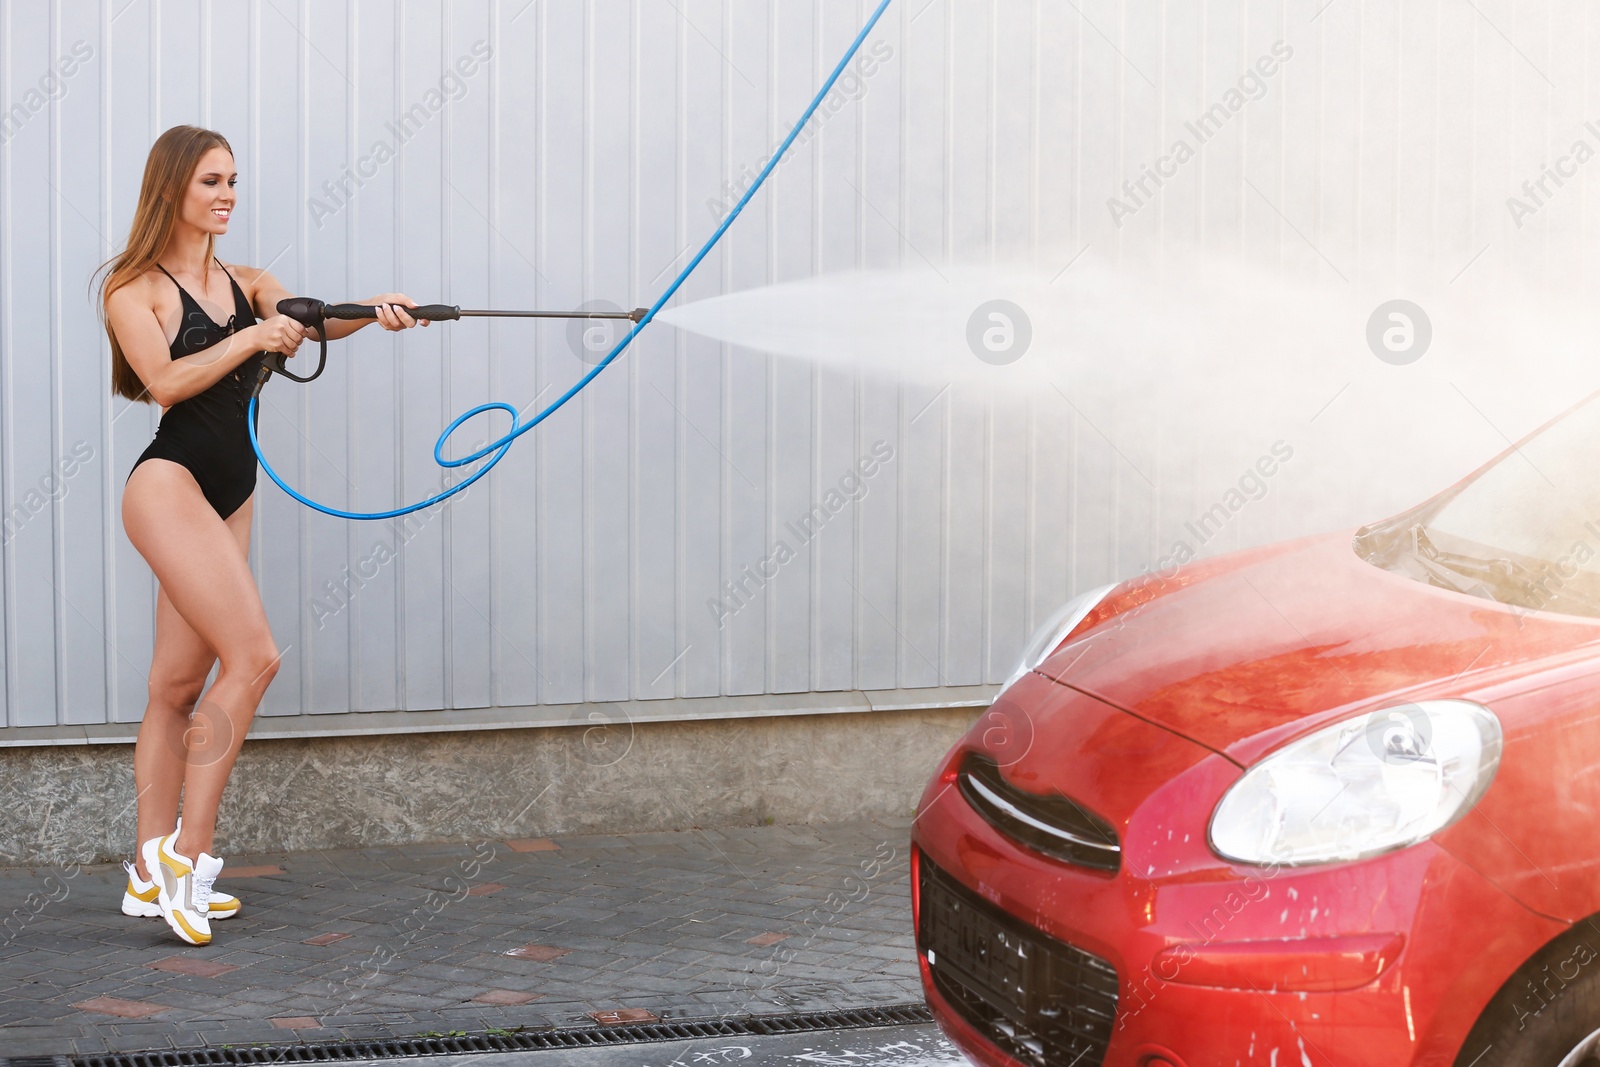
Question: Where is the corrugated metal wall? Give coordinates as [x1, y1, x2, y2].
[3, 0, 1596, 734]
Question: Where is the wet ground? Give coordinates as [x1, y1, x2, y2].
[0, 818, 925, 1058]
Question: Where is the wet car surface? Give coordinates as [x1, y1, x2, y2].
[913, 390, 1600, 1066]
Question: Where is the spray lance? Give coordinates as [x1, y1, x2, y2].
[249, 299, 647, 393]
[248, 0, 894, 521]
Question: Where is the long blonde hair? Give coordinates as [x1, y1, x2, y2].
[93, 125, 232, 402]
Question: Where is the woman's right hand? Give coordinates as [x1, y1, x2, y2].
[253, 314, 307, 358]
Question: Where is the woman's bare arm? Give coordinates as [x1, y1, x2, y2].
[244, 266, 424, 342]
[107, 275, 293, 408]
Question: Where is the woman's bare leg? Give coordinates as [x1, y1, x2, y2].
[123, 459, 279, 862]
[129, 486, 254, 879]
[130, 584, 214, 878]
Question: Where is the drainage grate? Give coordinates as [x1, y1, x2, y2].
[47, 1003, 933, 1067]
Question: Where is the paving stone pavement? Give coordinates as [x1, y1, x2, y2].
[0, 817, 922, 1057]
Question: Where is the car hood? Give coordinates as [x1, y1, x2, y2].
[1042, 531, 1600, 765]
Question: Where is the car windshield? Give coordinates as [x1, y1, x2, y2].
[1354, 389, 1600, 618]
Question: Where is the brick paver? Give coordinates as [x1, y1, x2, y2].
[0, 817, 919, 1055]
[146, 957, 238, 978]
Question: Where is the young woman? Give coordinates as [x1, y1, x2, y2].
[97, 125, 429, 945]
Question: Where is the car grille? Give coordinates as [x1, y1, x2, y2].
[918, 854, 1118, 1067]
[958, 752, 1121, 873]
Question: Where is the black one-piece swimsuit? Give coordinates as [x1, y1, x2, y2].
[126, 258, 267, 521]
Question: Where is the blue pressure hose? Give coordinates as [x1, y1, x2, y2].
[249, 0, 895, 521]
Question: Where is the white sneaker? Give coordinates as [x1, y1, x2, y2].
[122, 859, 239, 919]
[144, 832, 222, 945]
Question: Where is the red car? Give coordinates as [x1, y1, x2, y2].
[912, 390, 1600, 1066]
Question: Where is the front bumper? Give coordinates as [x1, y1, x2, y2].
[909, 681, 1566, 1067]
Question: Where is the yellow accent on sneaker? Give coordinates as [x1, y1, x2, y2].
[121, 861, 164, 918]
[156, 835, 192, 877]
[150, 832, 212, 945]
[170, 907, 211, 945]
[124, 858, 241, 919]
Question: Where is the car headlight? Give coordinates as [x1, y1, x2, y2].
[1209, 700, 1502, 866]
[1001, 583, 1118, 692]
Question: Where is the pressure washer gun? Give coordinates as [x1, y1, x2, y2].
[250, 297, 650, 398]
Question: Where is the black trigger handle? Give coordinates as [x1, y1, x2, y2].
[252, 298, 330, 395]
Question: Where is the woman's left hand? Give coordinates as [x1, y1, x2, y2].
[370, 294, 430, 331]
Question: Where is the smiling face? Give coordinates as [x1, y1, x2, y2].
[179, 146, 236, 234]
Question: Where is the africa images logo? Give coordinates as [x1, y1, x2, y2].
[1106, 40, 1293, 227]
[308, 40, 494, 228]
[1505, 120, 1600, 229]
